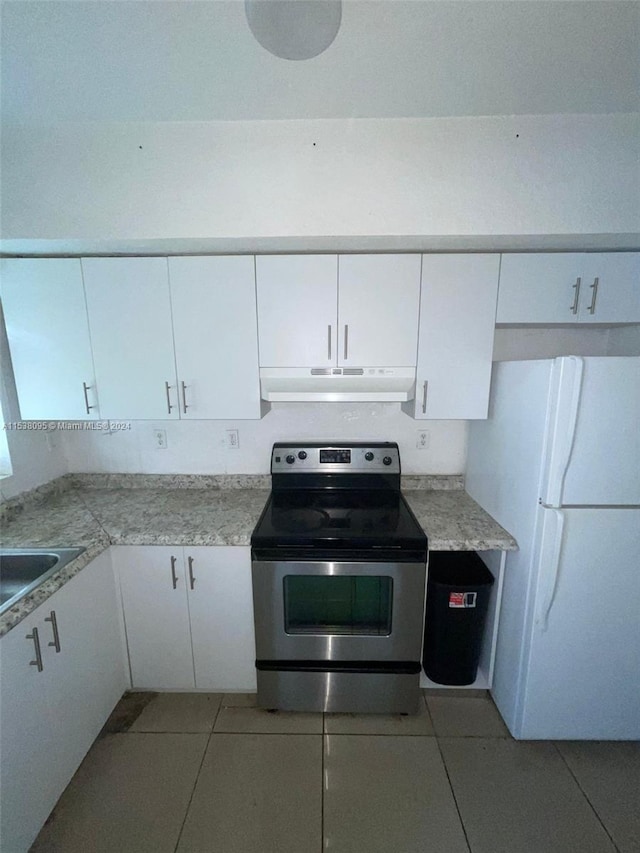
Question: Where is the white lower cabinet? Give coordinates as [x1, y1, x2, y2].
[115, 546, 194, 689]
[0, 550, 128, 853]
[114, 546, 257, 692]
[187, 547, 257, 692]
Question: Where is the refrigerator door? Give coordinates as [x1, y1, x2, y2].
[516, 507, 640, 740]
[542, 357, 640, 507]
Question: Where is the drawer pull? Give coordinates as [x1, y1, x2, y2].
[588, 277, 599, 315]
[27, 627, 43, 672]
[570, 277, 581, 314]
[45, 610, 61, 653]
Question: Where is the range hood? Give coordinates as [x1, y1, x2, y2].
[259, 368, 416, 402]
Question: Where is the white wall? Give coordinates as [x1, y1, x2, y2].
[0, 308, 67, 499]
[59, 404, 467, 476]
[492, 327, 612, 361]
[606, 325, 640, 356]
[2, 113, 639, 254]
[493, 326, 640, 361]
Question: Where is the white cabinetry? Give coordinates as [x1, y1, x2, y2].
[578, 253, 640, 323]
[256, 254, 421, 367]
[338, 255, 421, 366]
[115, 546, 194, 689]
[0, 550, 127, 853]
[403, 254, 499, 420]
[114, 546, 256, 692]
[186, 547, 256, 691]
[168, 256, 265, 419]
[82, 257, 179, 419]
[0, 258, 99, 420]
[497, 253, 640, 324]
[256, 254, 337, 367]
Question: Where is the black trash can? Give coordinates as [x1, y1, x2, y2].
[423, 551, 495, 685]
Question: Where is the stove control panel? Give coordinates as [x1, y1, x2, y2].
[271, 443, 400, 474]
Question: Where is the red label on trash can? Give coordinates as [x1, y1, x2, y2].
[449, 592, 477, 608]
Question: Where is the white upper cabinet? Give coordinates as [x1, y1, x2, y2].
[404, 254, 499, 420]
[497, 252, 640, 324]
[578, 253, 640, 323]
[82, 257, 179, 419]
[337, 254, 421, 366]
[256, 255, 337, 367]
[168, 256, 264, 419]
[256, 253, 421, 368]
[0, 258, 99, 420]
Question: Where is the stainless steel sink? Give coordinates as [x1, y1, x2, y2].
[0, 548, 86, 614]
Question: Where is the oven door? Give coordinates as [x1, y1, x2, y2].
[252, 560, 426, 663]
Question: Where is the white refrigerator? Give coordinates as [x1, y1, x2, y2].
[466, 356, 640, 739]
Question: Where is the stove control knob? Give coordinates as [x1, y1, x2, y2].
[383, 456, 392, 466]
[286, 455, 296, 464]
[364, 452, 374, 461]
[298, 451, 307, 460]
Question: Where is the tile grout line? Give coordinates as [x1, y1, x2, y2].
[551, 742, 621, 853]
[433, 736, 473, 853]
[321, 714, 326, 853]
[172, 701, 222, 853]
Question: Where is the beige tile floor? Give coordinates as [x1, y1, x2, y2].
[31, 692, 639, 853]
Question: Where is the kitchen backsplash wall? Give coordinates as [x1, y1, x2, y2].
[60, 404, 467, 476]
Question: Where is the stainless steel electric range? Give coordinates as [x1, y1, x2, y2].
[250, 442, 428, 714]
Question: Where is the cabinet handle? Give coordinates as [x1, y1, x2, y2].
[170, 555, 178, 589]
[422, 380, 428, 414]
[165, 381, 175, 414]
[570, 277, 581, 314]
[188, 556, 195, 590]
[44, 610, 61, 653]
[327, 325, 332, 360]
[181, 381, 189, 414]
[27, 627, 43, 672]
[343, 325, 349, 360]
[588, 277, 599, 315]
[82, 382, 94, 415]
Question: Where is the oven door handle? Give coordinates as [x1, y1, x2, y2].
[256, 659, 422, 674]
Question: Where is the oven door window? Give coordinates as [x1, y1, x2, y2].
[283, 575, 392, 636]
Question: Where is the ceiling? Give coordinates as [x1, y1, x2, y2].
[2, 1, 639, 124]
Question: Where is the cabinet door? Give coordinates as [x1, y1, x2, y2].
[579, 253, 640, 323]
[0, 258, 99, 420]
[44, 550, 128, 793]
[115, 546, 194, 689]
[496, 253, 583, 323]
[0, 609, 61, 852]
[169, 256, 263, 419]
[82, 258, 179, 419]
[337, 254, 421, 366]
[256, 255, 337, 367]
[187, 547, 257, 691]
[409, 254, 499, 420]
[0, 552, 127, 852]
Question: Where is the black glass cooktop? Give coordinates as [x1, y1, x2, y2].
[251, 489, 427, 552]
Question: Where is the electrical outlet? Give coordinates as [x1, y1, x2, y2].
[416, 430, 430, 450]
[226, 429, 239, 449]
[153, 429, 167, 449]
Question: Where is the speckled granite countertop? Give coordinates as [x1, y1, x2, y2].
[0, 474, 516, 637]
